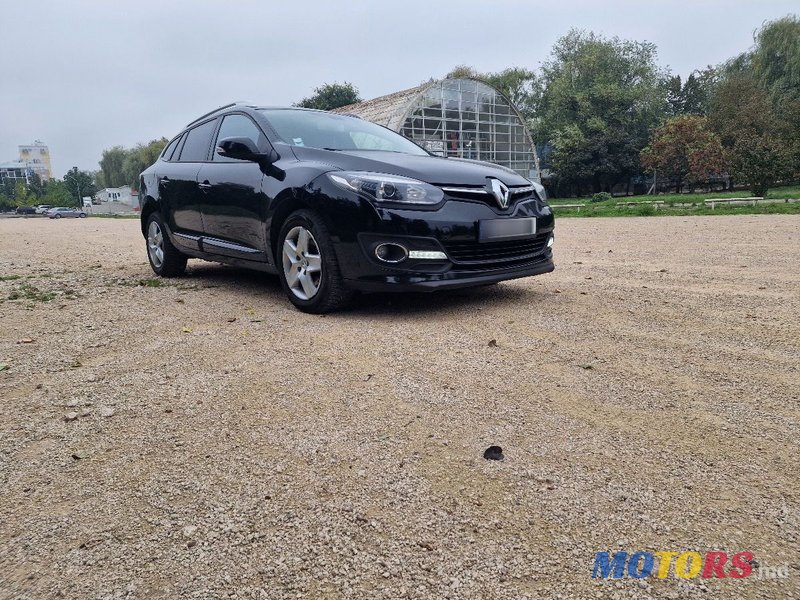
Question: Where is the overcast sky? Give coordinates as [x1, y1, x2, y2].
[1, 0, 796, 178]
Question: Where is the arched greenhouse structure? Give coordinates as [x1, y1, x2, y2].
[335, 78, 541, 181]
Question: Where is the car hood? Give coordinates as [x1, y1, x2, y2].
[289, 147, 531, 187]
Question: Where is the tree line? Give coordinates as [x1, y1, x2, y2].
[0, 139, 167, 211]
[96, 138, 169, 189]
[300, 15, 800, 198]
[457, 15, 798, 197]
[6, 13, 792, 210]
[0, 168, 97, 212]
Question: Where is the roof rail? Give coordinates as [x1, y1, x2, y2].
[185, 102, 249, 127]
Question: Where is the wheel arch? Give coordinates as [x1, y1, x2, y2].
[140, 196, 159, 237]
[267, 188, 312, 263]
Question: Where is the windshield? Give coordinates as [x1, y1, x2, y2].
[259, 109, 429, 156]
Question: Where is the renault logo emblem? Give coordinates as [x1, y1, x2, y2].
[487, 178, 510, 209]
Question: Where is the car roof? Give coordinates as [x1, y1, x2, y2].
[254, 106, 327, 112]
[184, 103, 333, 128]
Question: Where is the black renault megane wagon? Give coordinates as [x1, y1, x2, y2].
[139, 103, 555, 312]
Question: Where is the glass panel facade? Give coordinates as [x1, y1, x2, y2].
[400, 79, 538, 180]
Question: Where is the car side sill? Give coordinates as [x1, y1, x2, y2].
[200, 236, 267, 262]
[176, 246, 278, 275]
[173, 232, 202, 252]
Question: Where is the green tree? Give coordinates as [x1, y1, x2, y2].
[1, 178, 16, 200]
[751, 15, 800, 177]
[714, 15, 800, 183]
[483, 67, 539, 121]
[14, 181, 34, 207]
[27, 173, 45, 199]
[709, 75, 769, 146]
[41, 180, 73, 206]
[641, 116, 725, 192]
[97, 139, 167, 189]
[536, 29, 668, 195]
[122, 138, 168, 188]
[446, 65, 479, 79]
[751, 15, 800, 101]
[777, 98, 800, 178]
[666, 69, 716, 117]
[665, 75, 683, 115]
[99, 146, 129, 188]
[295, 82, 362, 111]
[709, 73, 791, 195]
[63, 167, 97, 206]
[729, 133, 791, 197]
[94, 169, 107, 189]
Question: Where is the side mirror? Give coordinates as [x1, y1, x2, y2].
[216, 137, 278, 163]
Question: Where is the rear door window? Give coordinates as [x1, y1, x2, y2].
[178, 120, 218, 162]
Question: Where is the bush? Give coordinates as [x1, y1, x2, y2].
[591, 192, 613, 203]
[0, 194, 14, 212]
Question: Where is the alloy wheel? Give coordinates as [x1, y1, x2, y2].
[147, 220, 165, 269]
[282, 226, 322, 300]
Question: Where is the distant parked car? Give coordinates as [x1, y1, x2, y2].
[35, 204, 53, 214]
[15, 206, 37, 215]
[47, 207, 87, 219]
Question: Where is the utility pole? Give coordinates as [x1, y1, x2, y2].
[65, 168, 82, 207]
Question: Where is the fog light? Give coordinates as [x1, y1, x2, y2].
[547, 235, 554, 248]
[374, 243, 408, 263]
[408, 250, 447, 260]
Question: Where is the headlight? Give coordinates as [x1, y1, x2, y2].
[532, 181, 548, 202]
[327, 171, 443, 205]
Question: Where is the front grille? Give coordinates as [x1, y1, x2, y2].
[440, 186, 537, 208]
[442, 234, 549, 266]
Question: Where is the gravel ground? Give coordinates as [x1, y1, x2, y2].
[0, 215, 798, 600]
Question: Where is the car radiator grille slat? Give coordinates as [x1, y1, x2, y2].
[442, 235, 549, 264]
[441, 187, 537, 207]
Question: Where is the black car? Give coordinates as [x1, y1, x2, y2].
[139, 103, 554, 313]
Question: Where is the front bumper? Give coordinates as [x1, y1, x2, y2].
[343, 254, 555, 292]
[320, 184, 556, 293]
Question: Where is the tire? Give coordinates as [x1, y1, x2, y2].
[54, 214, 62, 219]
[277, 209, 354, 313]
[79, 213, 87, 218]
[145, 212, 187, 277]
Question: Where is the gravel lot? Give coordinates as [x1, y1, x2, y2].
[0, 215, 798, 599]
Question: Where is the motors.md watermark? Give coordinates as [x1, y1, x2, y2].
[592, 551, 790, 581]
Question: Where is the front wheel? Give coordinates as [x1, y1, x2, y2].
[277, 210, 354, 313]
[146, 213, 187, 277]
[78, 213, 87, 218]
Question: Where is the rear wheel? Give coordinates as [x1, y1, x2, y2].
[146, 213, 187, 277]
[277, 210, 353, 313]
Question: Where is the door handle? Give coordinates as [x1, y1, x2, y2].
[198, 181, 212, 191]
[159, 177, 170, 185]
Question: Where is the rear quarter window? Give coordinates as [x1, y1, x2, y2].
[162, 135, 182, 161]
[178, 120, 218, 162]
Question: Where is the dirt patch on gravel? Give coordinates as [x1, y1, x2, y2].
[0, 215, 798, 599]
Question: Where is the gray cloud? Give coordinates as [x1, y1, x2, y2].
[1, 0, 796, 177]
